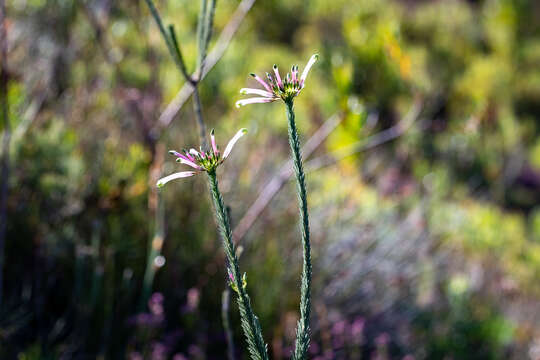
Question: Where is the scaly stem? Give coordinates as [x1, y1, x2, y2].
[207, 171, 269, 360]
[285, 100, 312, 360]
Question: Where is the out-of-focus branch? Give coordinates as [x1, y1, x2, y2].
[11, 93, 45, 147]
[0, 0, 10, 307]
[155, 0, 256, 132]
[232, 112, 344, 243]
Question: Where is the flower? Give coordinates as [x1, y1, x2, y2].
[157, 128, 247, 187]
[235, 54, 318, 107]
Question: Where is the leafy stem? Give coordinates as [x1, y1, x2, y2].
[207, 170, 269, 360]
[285, 100, 312, 360]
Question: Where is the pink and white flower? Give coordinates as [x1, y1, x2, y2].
[236, 54, 318, 107]
[157, 128, 247, 187]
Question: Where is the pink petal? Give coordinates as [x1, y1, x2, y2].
[250, 73, 272, 93]
[240, 88, 274, 98]
[223, 128, 247, 160]
[170, 150, 195, 163]
[210, 129, 218, 154]
[185, 151, 195, 162]
[157, 171, 197, 187]
[235, 97, 276, 108]
[300, 54, 319, 87]
[273, 65, 283, 89]
[189, 148, 200, 157]
[179, 158, 202, 170]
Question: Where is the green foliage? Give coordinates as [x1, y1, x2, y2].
[415, 287, 516, 360]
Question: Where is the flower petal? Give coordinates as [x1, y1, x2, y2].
[179, 157, 203, 170]
[250, 73, 272, 93]
[291, 65, 297, 82]
[210, 129, 219, 154]
[157, 171, 197, 187]
[223, 128, 248, 160]
[235, 97, 276, 108]
[170, 150, 193, 163]
[169, 150, 182, 157]
[184, 151, 195, 162]
[240, 88, 274, 98]
[273, 64, 283, 89]
[300, 54, 319, 86]
[189, 148, 200, 157]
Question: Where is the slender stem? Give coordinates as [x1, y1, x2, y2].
[285, 100, 312, 360]
[167, 24, 190, 80]
[196, 0, 208, 75]
[144, 0, 190, 81]
[200, 0, 216, 76]
[192, 86, 208, 150]
[207, 171, 268, 360]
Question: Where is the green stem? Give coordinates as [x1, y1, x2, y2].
[196, 0, 208, 73]
[207, 171, 269, 360]
[144, 0, 190, 81]
[286, 100, 312, 360]
[192, 86, 208, 151]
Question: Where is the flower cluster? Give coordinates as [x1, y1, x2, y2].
[157, 128, 247, 187]
[236, 54, 318, 107]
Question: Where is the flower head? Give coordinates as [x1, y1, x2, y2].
[157, 128, 247, 187]
[236, 54, 318, 107]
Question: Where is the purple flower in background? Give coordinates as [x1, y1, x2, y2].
[151, 342, 168, 360]
[375, 332, 390, 347]
[148, 292, 164, 315]
[351, 317, 365, 338]
[185, 287, 200, 312]
[236, 54, 318, 107]
[128, 352, 143, 360]
[157, 128, 247, 187]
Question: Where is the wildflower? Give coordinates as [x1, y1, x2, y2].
[157, 128, 247, 187]
[236, 54, 318, 107]
[236, 53, 319, 360]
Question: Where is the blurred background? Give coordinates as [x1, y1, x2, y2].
[2, 0, 540, 359]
